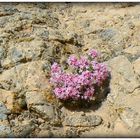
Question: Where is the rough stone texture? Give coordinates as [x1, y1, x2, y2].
[26, 91, 46, 108]
[108, 55, 139, 93]
[0, 101, 9, 114]
[0, 2, 140, 137]
[120, 108, 140, 132]
[11, 120, 35, 137]
[31, 104, 54, 119]
[0, 102, 14, 137]
[37, 127, 66, 138]
[123, 46, 140, 57]
[107, 55, 140, 108]
[63, 113, 102, 127]
[0, 126, 14, 138]
[0, 89, 15, 112]
[133, 58, 140, 76]
[2, 39, 45, 69]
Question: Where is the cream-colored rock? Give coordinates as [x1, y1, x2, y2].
[120, 108, 140, 132]
[63, 112, 102, 127]
[0, 61, 50, 92]
[133, 58, 140, 76]
[37, 130, 53, 138]
[26, 91, 46, 108]
[24, 61, 50, 91]
[108, 55, 139, 93]
[37, 127, 65, 137]
[124, 46, 140, 56]
[0, 89, 15, 112]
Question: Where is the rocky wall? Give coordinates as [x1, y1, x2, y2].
[0, 3, 140, 137]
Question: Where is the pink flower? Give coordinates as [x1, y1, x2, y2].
[84, 87, 95, 100]
[88, 49, 99, 58]
[51, 62, 62, 74]
[79, 71, 93, 85]
[78, 57, 90, 69]
[68, 55, 78, 67]
[50, 49, 109, 101]
[92, 62, 109, 85]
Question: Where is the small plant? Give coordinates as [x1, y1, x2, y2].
[50, 49, 109, 104]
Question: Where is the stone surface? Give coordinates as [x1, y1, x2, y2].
[124, 46, 140, 56]
[108, 55, 139, 94]
[31, 104, 55, 119]
[0, 102, 14, 137]
[0, 60, 50, 92]
[63, 112, 102, 127]
[30, 104, 61, 126]
[2, 39, 45, 69]
[0, 101, 9, 114]
[37, 127, 66, 138]
[0, 89, 15, 112]
[120, 108, 140, 132]
[37, 129, 53, 138]
[11, 120, 35, 137]
[123, 46, 140, 62]
[0, 125, 14, 138]
[107, 56, 140, 111]
[0, 2, 140, 137]
[26, 91, 46, 108]
[133, 58, 140, 76]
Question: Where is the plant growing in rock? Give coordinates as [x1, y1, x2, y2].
[50, 49, 109, 106]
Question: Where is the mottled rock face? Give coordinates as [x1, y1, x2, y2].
[0, 2, 140, 138]
[108, 55, 139, 94]
[2, 40, 45, 69]
[26, 91, 46, 107]
[133, 58, 140, 76]
[63, 113, 102, 127]
[0, 102, 14, 137]
[120, 108, 140, 131]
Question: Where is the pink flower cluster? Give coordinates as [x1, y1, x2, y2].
[50, 49, 109, 101]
